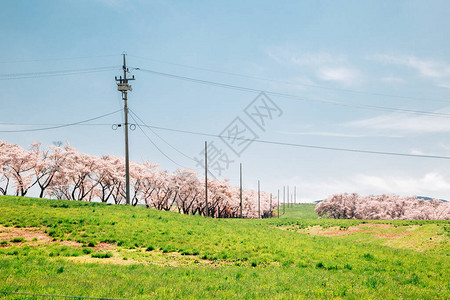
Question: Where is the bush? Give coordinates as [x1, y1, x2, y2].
[11, 237, 25, 243]
[91, 251, 113, 259]
[82, 248, 93, 254]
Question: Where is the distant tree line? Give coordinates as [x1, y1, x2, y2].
[0, 140, 275, 218]
[316, 193, 449, 220]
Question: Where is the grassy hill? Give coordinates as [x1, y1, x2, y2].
[0, 196, 448, 299]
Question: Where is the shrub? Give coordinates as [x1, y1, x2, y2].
[91, 252, 113, 259]
[11, 237, 25, 243]
[82, 248, 93, 254]
[363, 253, 374, 260]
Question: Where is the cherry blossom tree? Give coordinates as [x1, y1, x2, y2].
[0, 140, 276, 218]
[316, 193, 450, 220]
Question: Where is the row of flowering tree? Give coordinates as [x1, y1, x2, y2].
[0, 140, 275, 218]
[316, 193, 450, 220]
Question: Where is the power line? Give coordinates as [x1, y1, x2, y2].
[128, 112, 190, 169]
[2, 115, 449, 160]
[0, 66, 120, 80]
[134, 123, 450, 160]
[129, 109, 196, 162]
[0, 110, 122, 133]
[134, 67, 450, 119]
[4, 117, 447, 160]
[0, 291, 126, 300]
[0, 54, 119, 64]
[128, 54, 450, 104]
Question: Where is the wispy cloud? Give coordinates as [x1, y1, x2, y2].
[380, 76, 405, 85]
[369, 54, 450, 88]
[267, 47, 362, 86]
[346, 107, 450, 134]
[317, 67, 359, 84]
[278, 130, 401, 138]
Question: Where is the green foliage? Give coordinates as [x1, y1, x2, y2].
[11, 237, 25, 243]
[91, 251, 113, 259]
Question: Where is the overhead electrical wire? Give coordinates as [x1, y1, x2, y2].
[128, 112, 190, 169]
[0, 66, 120, 80]
[129, 109, 217, 176]
[135, 123, 450, 160]
[129, 54, 450, 104]
[0, 110, 122, 133]
[0, 54, 119, 64]
[1, 115, 449, 160]
[133, 67, 450, 119]
[129, 109, 196, 162]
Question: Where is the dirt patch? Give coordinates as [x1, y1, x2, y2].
[298, 223, 393, 236]
[0, 225, 53, 246]
[95, 242, 116, 251]
[66, 248, 231, 267]
[66, 252, 138, 266]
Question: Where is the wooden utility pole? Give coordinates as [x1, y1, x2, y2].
[269, 193, 272, 218]
[277, 189, 280, 218]
[294, 186, 296, 206]
[115, 54, 134, 205]
[258, 180, 261, 219]
[204, 141, 208, 217]
[240, 163, 243, 218]
[287, 186, 290, 208]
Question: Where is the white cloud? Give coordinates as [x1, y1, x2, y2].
[317, 67, 359, 83]
[346, 108, 450, 134]
[370, 54, 450, 88]
[278, 130, 400, 138]
[267, 47, 362, 85]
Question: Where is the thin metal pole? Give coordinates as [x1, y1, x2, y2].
[277, 189, 280, 218]
[258, 180, 261, 219]
[205, 141, 208, 217]
[239, 163, 243, 218]
[283, 186, 285, 214]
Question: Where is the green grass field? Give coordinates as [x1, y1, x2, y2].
[0, 196, 448, 299]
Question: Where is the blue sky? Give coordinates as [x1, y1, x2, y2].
[1, 0, 450, 201]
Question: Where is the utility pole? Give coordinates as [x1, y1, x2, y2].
[258, 180, 261, 219]
[294, 186, 296, 206]
[287, 186, 290, 209]
[115, 54, 134, 205]
[269, 193, 272, 218]
[277, 189, 280, 218]
[239, 163, 243, 218]
[283, 186, 286, 214]
[204, 141, 208, 217]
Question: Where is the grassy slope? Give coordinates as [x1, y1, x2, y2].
[0, 196, 448, 299]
